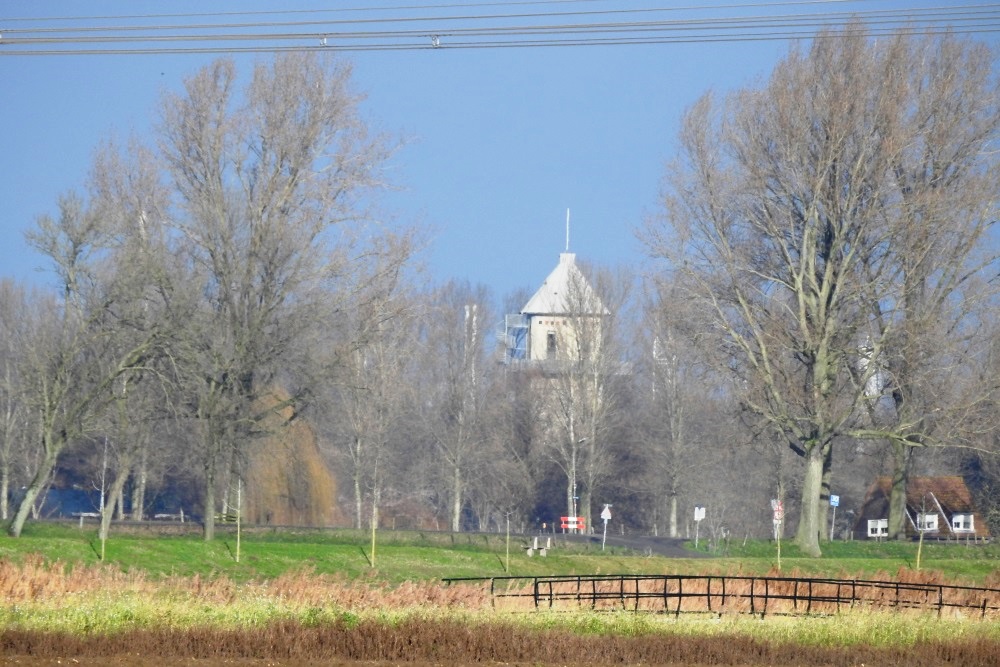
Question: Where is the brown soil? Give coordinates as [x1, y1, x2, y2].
[2, 619, 999, 667]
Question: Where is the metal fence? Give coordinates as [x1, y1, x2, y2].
[443, 574, 1000, 619]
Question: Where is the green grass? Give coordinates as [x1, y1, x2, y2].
[1, 522, 999, 664]
[686, 534, 1000, 583]
[1, 521, 998, 585]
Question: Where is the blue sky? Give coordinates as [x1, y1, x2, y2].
[1, 1, 993, 303]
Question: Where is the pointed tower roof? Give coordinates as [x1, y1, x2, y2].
[521, 253, 606, 315]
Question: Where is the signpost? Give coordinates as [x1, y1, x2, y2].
[600, 504, 612, 550]
[693, 505, 706, 550]
[829, 494, 839, 542]
[770, 499, 784, 571]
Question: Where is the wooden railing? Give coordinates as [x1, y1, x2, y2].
[443, 574, 1000, 619]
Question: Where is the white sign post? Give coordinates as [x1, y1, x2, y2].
[693, 505, 706, 550]
[829, 494, 839, 542]
[770, 499, 784, 571]
[600, 504, 612, 551]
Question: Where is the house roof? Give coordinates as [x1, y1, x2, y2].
[521, 253, 607, 316]
[854, 475, 991, 538]
[869, 476, 976, 512]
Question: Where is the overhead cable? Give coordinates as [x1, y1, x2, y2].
[2, 2, 998, 55]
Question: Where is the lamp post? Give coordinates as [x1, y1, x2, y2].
[573, 437, 586, 533]
[572, 478, 578, 530]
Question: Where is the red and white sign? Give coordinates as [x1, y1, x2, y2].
[560, 516, 586, 530]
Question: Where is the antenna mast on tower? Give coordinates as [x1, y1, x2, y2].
[565, 208, 571, 252]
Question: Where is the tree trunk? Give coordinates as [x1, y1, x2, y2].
[131, 448, 147, 521]
[580, 489, 592, 534]
[99, 460, 133, 546]
[202, 466, 216, 541]
[8, 435, 59, 537]
[669, 491, 678, 538]
[888, 441, 912, 539]
[1, 467, 8, 522]
[819, 445, 833, 541]
[450, 465, 462, 532]
[794, 443, 826, 557]
[353, 461, 363, 530]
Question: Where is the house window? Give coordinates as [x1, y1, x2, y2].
[952, 514, 975, 532]
[917, 512, 938, 532]
[867, 519, 888, 537]
[546, 331, 557, 359]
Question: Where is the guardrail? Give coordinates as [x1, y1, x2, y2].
[443, 574, 1000, 619]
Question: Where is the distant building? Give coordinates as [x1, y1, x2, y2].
[501, 252, 607, 365]
[854, 476, 991, 541]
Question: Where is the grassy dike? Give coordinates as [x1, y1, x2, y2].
[0, 522, 998, 665]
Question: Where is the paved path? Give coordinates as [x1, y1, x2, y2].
[555, 533, 711, 558]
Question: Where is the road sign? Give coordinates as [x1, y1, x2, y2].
[600, 505, 612, 551]
[693, 505, 706, 549]
[830, 495, 840, 508]
[560, 516, 585, 530]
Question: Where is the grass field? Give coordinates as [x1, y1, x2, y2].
[1, 520, 997, 584]
[0, 521, 998, 665]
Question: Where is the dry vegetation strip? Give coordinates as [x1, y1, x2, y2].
[2, 557, 1000, 666]
[3, 620, 1000, 666]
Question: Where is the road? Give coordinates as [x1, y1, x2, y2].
[555, 532, 711, 558]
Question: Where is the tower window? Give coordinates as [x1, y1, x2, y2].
[546, 331, 557, 359]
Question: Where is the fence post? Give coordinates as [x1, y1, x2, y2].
[676, 576, 683, 618]
[762, 578, 769, 618]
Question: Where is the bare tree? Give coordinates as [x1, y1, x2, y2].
[847, 32, 1000, 538]
[10, 189, 166, 537]
[85, 138, 176, 545]
[413, 281, 497, 531]
[642, 26, 1000, 555]
[638, 279, 731, 537]
[332, 292, 416, 530]
[0, 280, 32, 521]
[156, 53, 414, 539]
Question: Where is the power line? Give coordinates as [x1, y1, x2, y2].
[0, 1, 883, 25]
[2, 2, 998, 56]
[0, 0, 607, 23]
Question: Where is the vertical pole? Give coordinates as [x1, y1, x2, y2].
[370, 514, 377, 568]
[830, 505, 837, 542]
[776, 523, 781, 572]
[235, 477, 241, 564]
[565, 208, 570, 252]
[505, 513, 511, 573]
